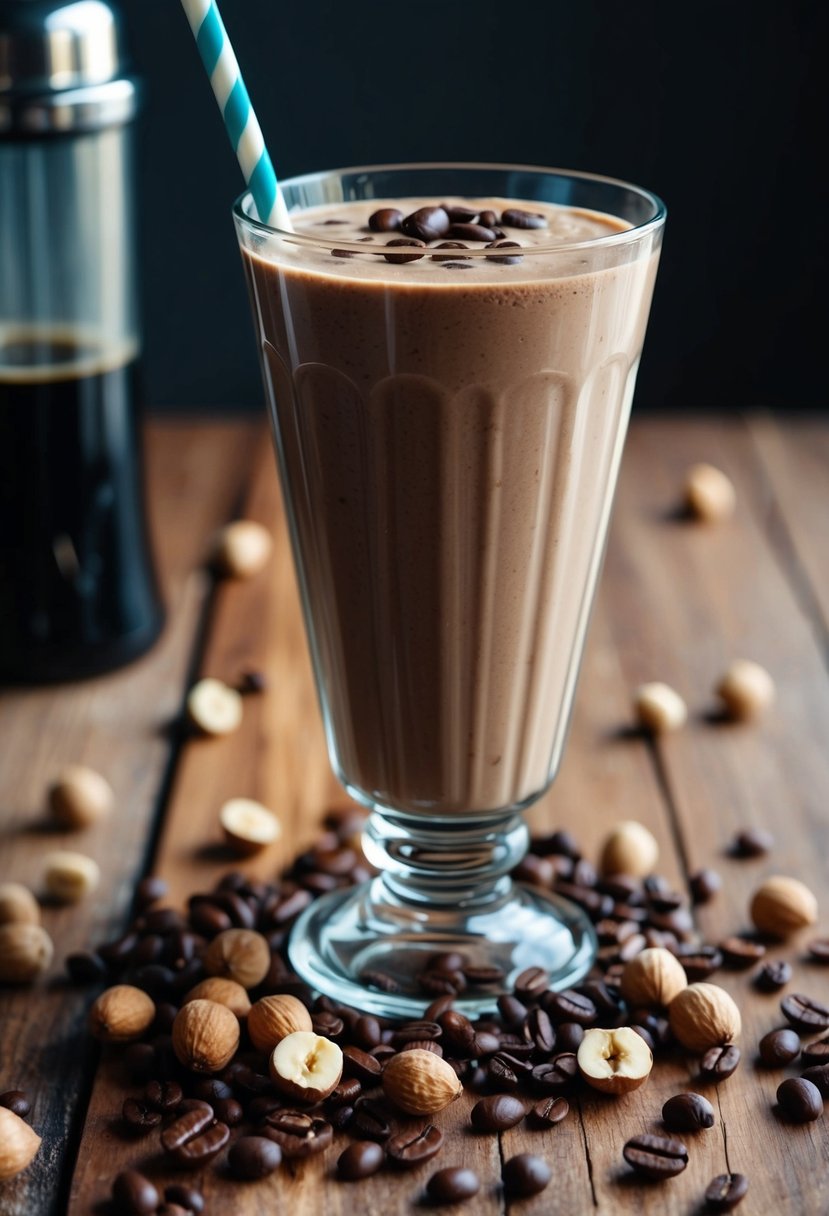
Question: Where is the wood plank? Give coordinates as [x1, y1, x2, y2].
[600, 416, 829, 1215]
[0, 420, 257, 1216]
[68, 422, 697, 1215]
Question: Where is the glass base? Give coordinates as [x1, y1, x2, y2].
[288, 874, 597, 1019]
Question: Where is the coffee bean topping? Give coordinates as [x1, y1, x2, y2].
[337, 1139, 385, 1180]
[447, 222, 498, 242]
[781, 992, 829, 1031]
[387, 1123, 444, 1167]
[430, 242, 469, 262]
[486, 240, 523, 265]
[662, 1091, 715, 1131]
[623, 1133, 689, 1179]
[705, 1173, 749, 1210]
[228, 1135, 282, 1180]
[776, 1076, 823, 1122]
[699, 1044, 741, 1082]
[383, 238, 426, 264]
[758, 1028, 801, 1066]
[426, 1166, 480, 1203]
[470, 1093, 526, 1131]
[501, 207, 548, 229]
[443, 204, 479, 223]
[754, 959, 792, 991]
[369, 208, 403, 233]
[502, 1152, 552, 1198]
[401, 206, 450, 242]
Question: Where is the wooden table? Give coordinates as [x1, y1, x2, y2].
[1, 415, 827, 1216]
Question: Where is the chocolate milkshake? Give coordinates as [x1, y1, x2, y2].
[238, 189, 661, 816]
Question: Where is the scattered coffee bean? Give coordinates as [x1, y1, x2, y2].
[754, 959, 792, 992]
[800, 1033, 829, 1065]
[122, 1097, 162, 1133]
[500, 207, 548, 229]
[731, 828, 774, 857]
[555, 1022, 584, 1053]
[502, 1152, 552, 1198]
[66, 950, 108, 984]
[758, 1028, 801, 1066]
[337, 1139, 385, 1180]
[674, 944, 723, 982]
[144, 1079, 183, 1112]
[0, 1090, 30, 1119]
[383, 238, 426, 264]
[531, 1053, 578, 1093]
[699, 1044, 741, 1082]
[801, 1063, 829, 1096]
[531, 1095, 569, 1126]
[259, 1110, 333, 1158]
[470, 1093, 526, 1131]
[426, 1166, 480, 1204]
[662, 1092, 715, 1131]
[544, 989, 596, 1025]
[112, 1169, 159, 1214]
[342, 1045, 384, 1083]
[781, 992, 829, 1032]
[485, 240, 523, 264]
[369, 208, 403, 232]
[401, 206, 450, 242]
[523, 1007, 555, 1052]
[807, 938, 829, 964]
[623, 1133, 689, 1179]
[351, 1096, 393, 1141]
[386, 1123, 443, 1168]
[720, 936, 766, 969]
[161, 1101, 230, 1167]
[705, 1172, 749, 1210]
[690, 868, 721, 904]
[776, 1076, 823, 1122]
[228, 1135, 281, 1180]
[164, 1185, 204, 1214]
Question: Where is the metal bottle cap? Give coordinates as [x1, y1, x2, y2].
[0, 0, 138, 136]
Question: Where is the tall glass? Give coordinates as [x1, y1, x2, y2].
[234, 164, 665, 1016]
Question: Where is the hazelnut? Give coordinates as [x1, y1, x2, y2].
[203, 928, 271, 989]
[577, 1027, 653, 1094]
[211, 520, 272, 578]
[172, 998, 240, 1073]
[0, 923, 54, 983]
[668, 982, 741, 1052]
[749, 875, 818, 938]
[633, 682, 687, 733]
[620, 947, 688, 1008]
[0, 1106, 41, 1180]
[186, 677, 243, 736]
[715, 659, 775, 720]
[599, 820, 659, 877]
[182, 977, 252, 1019]
[382, 1048, 463, 1116]
[248, 994, 313, 1052]
[88, 985, 156, 1042]
[0, 882, 40, 927]
[269, 1030, 343, 1103]
[42, 850, 100, 903]
[219, 798, 281, 856]
[48, 764, 114, 829]
[684, 462, 736, 522]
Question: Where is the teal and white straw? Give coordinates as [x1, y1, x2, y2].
[179, 0, 291, 229]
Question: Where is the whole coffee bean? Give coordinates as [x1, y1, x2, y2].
[487, 1052, 529, 1089]
[758, 1028, 801, 1066]
[485, 239, 523, 264]
[122, 1098, 162, 1133]
[800, 1033, 829, 1065]
[513, 853, 556, 886]
[329, 1104, 354, 1131]
[731, 827, 773, 857]
[662, 1092, 715, 1131]
[461, 964, 504, 986]
[423, 995, 455, 1021]
[555, 1022, 584, 1053]
[502, 1152, 552, 1198]
[500, 207, 548, 229]
[470, 1094, 526, 1131]
[342, 1045, 384, 1083]
[478, 209, 498, 228]
[387, 1122, 444, 1168]
[532, 1095, 569, 1126]
[327, 1076, 362, 1107]
[0, 1090, 30, 1119]
[430, 240, 469, 263]
[213, 1097, 244, 1126]
[524, 1007, 556, 1052]
[228, 1135, 282, 1180]
[369, 208, 403, 232]
[544, 989, 597, 1026]
[699, 1044, 741, 1082]
[260, 1110, 333, 1158]
[426, 1166, 480, 1204]
[447, 222, 498, 242]
[164, 1185, 204, 1214]
[190, 1078, 233, 1104]
[66, 950, 108, 984]
[383, 238, 426, 265]
[781, 992, 829, 1031]
[352, 1095, 393, 1141]
[776, 1077, 823, 1122]
[354, 1014, 383, 1049]
[801, 1064, 829, 1097]
[675, 945, 723, 982]
[807, 937, 829, 964]
[391, 1020, 441, 1046]
[531, 1053, 578, 1093]
[112, 1170, 159, 1214]
[690, 868, 721, 904]
[497, 995, 528, 1030]
[705, 1172, 749, 1210]
[401, 206, 450, 242]
[135, 875, 169, 909]
[513, 965, 549, 999]
[144, 1079, 183, 1112]
[623, 1134, 689, 1179]
[359, 968, 402, 993]
[439, 1009, 476, 1056]
[720, 936, 766, 969]
[337, 1140, 385, 1180]
[754, 959, 792, 992]
[443, 204, 479, 223]
[553, 880, 613, 919]
[312, 1010, 345, 1038]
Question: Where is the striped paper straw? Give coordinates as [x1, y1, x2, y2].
[179, 0, 292, 229]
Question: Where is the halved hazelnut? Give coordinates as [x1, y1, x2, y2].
[577, 1027, 653, 1094]
[269, 1031, 343, 1103]
[187, 678, 243, 736]
[219, 798, 281, 856]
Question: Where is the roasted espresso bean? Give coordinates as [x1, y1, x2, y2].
[391, 1020, 441, 1046]
[66, 950, 108, 984]
[438, 1010, 476, 1056]
[705, 1172, 749, 1210]
[478, 209, 498, 228]
[386, 1123, 444, 1167]
[754, 959, 792, 991]
[555, 1022, 584, 1053]
[544, 989, 597, 1026]
[0, 1090, 29, 1118]
[500, 207, 548, 229]
[800, 1032, 829, 1065]
[426, 1166, 480, 1203]
[164, 1184, 205, 1214]
[228, 1135, 282, 1180]
[160, 1101, 213, 1151]
[720, 936, 766, 969]
[497, 994, 529, 1029]
[260, 1110, 333, 1158]
[690, 868, 722, 905]
[513, 854, 556, 886]
[776, 1076, 823, 1122]
[190, 1077, 233, 1104]
[327, 1076, 362, 1108]
[531, 1095, 569, 1126]
[443, 204, 479, 223]
[401, 206, 450, 241]
[382, 238, 426, 265]
[531, 1053, 578, 1093]
[699, 1044, 741, 1082]
[189, 901, 232, 937]
[342, 1045, 384, 1084]
[353, 1014, 382, 1049]
[135, 875, 169, 909]
[758, 1028, 801, 1066]
[522, 1007, 555, 1053]
[419, 967, 466, 995]
[430, 241, 469, 262]
[144, 1079, 183, 1112]
[447, 222, 498, 242]
[553, 880, 613, 919]
[662, 1092, 715, 1131]
[731, 827, 774, 857]
[502, 1152, 552, 1198]
[801, 1064, 829, 1096]
[112, 1169, 160, 1214]
[623, 1133, 689, 1179]
[337, 1140, 385, 1180]
[213, 1097, 244, 1126]
[807, 937, 829, 963]
[512, 965, 548, 999]
[461, 964, 504, 986]
[369, 208, 403, 232]
[470, 1094, 526, 1131]
[781, 992, 829, 1031]
[472, 1030, 501, 1057]
[171, 1120, 229, 1167]
[485, 240, 523, 264]
[352, 1096, 394, 1141]
[675, 944, 723, 982]
[487, 1052, 530, 1089]
[423, 995, 455, 1021]
[122, 1097, 162, 1133]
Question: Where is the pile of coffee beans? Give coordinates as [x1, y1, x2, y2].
[59, 811, 828, 1213]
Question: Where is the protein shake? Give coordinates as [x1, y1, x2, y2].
[237, 187, 661, 816]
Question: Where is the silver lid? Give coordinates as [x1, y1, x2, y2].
[0, 0, 138, 135]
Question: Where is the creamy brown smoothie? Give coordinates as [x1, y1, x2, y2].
[241, 197, 659, 815]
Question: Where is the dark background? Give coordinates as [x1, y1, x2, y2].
[121, 0, 825, 412]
